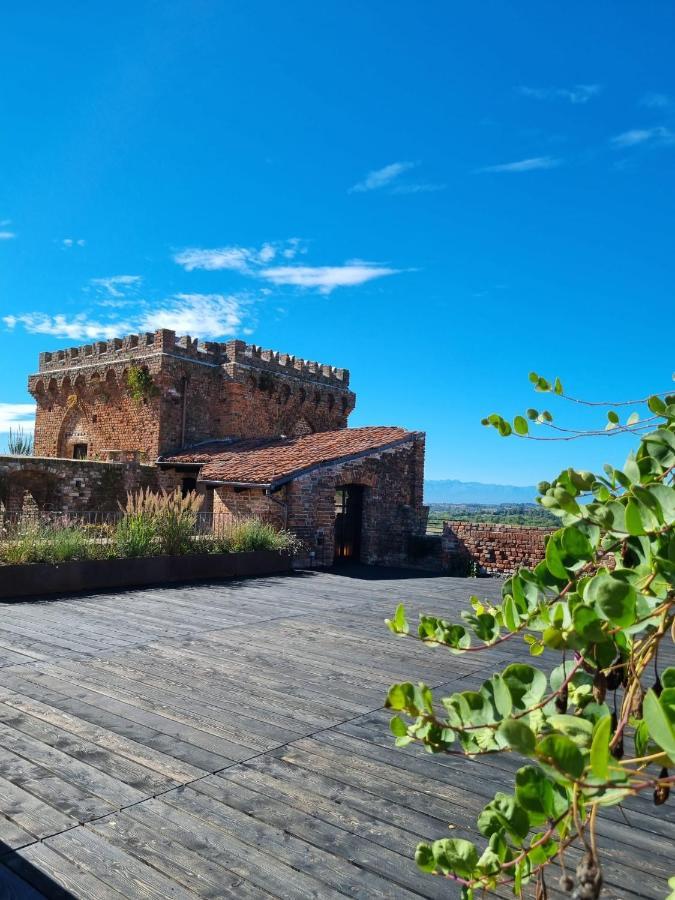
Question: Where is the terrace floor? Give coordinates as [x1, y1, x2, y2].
[0, 567, 671, 899]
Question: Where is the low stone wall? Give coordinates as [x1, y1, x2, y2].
[441, 520, 552, 575]
[0, 455, 162, 513]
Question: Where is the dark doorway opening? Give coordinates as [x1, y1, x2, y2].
[72, 443, 88, 460]
[334, 485, 363, 563]
[181, 476, 198, 497]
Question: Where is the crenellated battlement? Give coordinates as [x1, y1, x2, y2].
[36, 329, 350, 387]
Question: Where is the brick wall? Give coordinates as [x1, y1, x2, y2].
[441, 520, 552, 575]
[212, 435, 428, 567]
[29, 330, 355, 461]
[0, 456, 161, 514]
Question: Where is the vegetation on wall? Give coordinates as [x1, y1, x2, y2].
[125, 365, 158, 404]
[386, 376, 675, 899]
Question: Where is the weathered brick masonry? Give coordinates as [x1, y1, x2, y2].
[0, 456, 161, 513]
[208, 434, 426, 566]
[442, 520, 552, 575]
[30, 329, 355, 458]
[9, 329, 428, 568]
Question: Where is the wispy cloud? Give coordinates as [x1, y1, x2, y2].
[259, 264, 399, 294]
[62, 238, 86, 248]
[640, 92, 671, 109]
[478, 156, 561, 173]
[3, 313, 132, 341]
[0, 220, 16, 240]
[90, 275, 142, 298]
[518, 84, 602, 104]
[390, 182, 447, 195]
[0, 403, 35, 433]
[349, 161, 416, 193]
[174, 240, 301, 273]
[174, 239, 403, 294]
[610, 126, 675, 147]
[3, 291, 247, 343]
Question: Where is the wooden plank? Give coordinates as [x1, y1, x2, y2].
[0, 692, 205, 784]
[160, 782, 414, 900]
[122, 797, 347, 900]
[44, 828, 201, 899]
[191, 775, 443, 899]
[4, 841, 124, 899]
[87, 811, 272, 900]
[0, 705, 178, 796]
[0, 774, 76, 840]
[0, 744, 117, 823]
[0, 670, 235, 772]
[0, 722, 147, 807]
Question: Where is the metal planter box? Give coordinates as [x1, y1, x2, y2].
[0, 550, 292, 600]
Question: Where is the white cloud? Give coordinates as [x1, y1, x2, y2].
[3, 294, 246, 342]
[390, 182, 446, 195]
[0, 230, 16, 240]
[90, 275, 142, 297]
[349, 161, 416, 193]
[478, 156, 561, 173]
[518, 84, 602, 104]
[139, 294, 244, 338]
[62, 238, 86, 248]
[640, 92, 671, 109]
[259, 264, 399, 294]
[610, 126, 675, 147]
[0, 403, 35, 433]
[173, 241, 300, 273]
[3, 313, 134, 341]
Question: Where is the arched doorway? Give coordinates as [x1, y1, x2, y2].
[334, 484, 364, 562]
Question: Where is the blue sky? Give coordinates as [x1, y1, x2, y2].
[1, 1, 673, 483]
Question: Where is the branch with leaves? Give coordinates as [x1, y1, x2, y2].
[386, 376, 675, 899]
[481, 373, 673, 441]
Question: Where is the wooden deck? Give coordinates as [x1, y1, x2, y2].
[0, 567, 671, 899]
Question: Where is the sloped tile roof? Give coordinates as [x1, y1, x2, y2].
[161, 426, 416, 486]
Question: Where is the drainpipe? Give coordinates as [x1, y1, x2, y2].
[180, 377, 188, 448]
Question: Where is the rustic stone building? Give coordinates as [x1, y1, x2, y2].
[13, 328, 428, 566]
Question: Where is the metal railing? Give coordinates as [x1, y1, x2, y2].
[0, 509, 277, 540]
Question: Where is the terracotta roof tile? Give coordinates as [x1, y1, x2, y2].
[161, 426, 416, 486]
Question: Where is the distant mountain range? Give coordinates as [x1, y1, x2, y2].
[424, 479, 537, 505]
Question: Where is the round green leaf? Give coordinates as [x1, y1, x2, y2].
[499, 719, 536, 755]
[586, 573, 637, 627]
[536, 734, 584, 779]
[514, 416, 529, 436]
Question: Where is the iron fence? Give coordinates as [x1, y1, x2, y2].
[0, 509, 277, 540]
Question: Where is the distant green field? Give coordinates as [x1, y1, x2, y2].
[426, 503, 556, 533]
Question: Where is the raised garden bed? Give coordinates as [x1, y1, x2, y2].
[0, 550, 293, 600]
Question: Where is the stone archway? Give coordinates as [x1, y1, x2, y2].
[2, 469, 59, 513]
[57, 405, 94, 459]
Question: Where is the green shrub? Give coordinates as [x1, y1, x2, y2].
[0, 524, 101, 565]
[113, 514, 157, 558]
[212, 517, 302, 554]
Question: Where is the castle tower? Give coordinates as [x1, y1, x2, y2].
[28, 329, 356, 460]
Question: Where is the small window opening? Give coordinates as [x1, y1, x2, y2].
[73, 443, 88, 460]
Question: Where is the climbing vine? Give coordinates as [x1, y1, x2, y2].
[386, 375, 675, 899]
[125, 365, 158, 404]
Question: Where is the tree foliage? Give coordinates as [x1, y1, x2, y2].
[387, 377, 675, 898]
